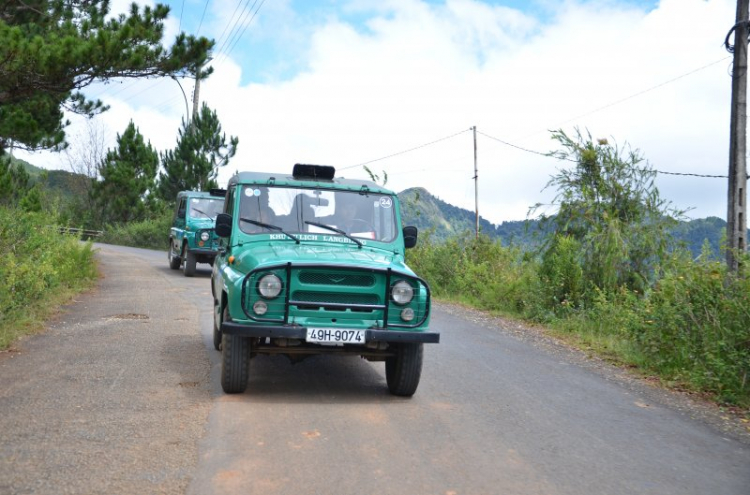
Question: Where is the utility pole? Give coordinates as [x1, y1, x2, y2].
[727, 0, 749, 271]
[192, 67, 201, 121]
[473, 126, 479, 239]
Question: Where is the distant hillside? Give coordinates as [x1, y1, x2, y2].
[5, 157, 90, 203]
[398, 187, 502, 240]
[398, 187, 732, 258]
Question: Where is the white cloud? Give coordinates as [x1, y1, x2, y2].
[18, 0, 739, 224]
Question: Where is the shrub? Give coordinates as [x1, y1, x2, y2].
[0, 206, 97, 348]
[99, 210, 172, 250]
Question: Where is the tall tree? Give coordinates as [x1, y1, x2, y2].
[158, 103, 238, 200]
[0, 156, 39, 211]
[533, 129, 683, 303]
[93, 121, 158, 224]
[0, 0, 214, 155]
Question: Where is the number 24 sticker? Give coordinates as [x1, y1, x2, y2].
[379, 197, 392, 208]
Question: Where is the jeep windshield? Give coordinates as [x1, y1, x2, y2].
[189, 197, 224, 219]
[237, 185, 398, 243]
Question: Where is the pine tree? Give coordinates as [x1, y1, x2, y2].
[158, 103, 238, 200]
[0, 157, 31, 206]
[0, 0, 213, 155]
[93, 121, 158, 224]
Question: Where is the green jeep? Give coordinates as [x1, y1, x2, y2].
[211, 164, 439, 396]
[168, 190, 226, 276]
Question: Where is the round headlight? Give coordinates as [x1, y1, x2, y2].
[200, 231, 210, 242]
[400, 307, 415, 322]
[253, 301, 268, 315]
[258, 273, 283, 299]
[391, 280, 414, 305]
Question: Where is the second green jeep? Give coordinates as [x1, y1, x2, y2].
[168, 190, 226, 276]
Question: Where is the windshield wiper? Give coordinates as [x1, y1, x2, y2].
[240, 218, 300, 244]
[305, 221, 363, 248]
[191, 207, 212, 219]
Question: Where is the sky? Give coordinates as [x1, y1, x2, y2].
[13, 0, 742, 225]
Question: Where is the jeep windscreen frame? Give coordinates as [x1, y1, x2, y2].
[237, 185, 398, 243]
[188, 197, 225, 220]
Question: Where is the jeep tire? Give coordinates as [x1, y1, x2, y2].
[385, 343, 423, 397]
[168, 242, 181, 270]
[212, 302, 222, 351]
[221, 308, 250, 393]
[183, 247, 196, 277]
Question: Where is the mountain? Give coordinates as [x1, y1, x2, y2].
[398, 187, 544, 246]
[5, 157, 90, 204]
[398, 187, 731, 258]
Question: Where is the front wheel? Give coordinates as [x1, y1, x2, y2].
[168, 241, 181, 270]
[213, 302, 222, 351]
[183, 247, 196, 277]
[221, 309, 250, 393]
[385, 343, 423, 397]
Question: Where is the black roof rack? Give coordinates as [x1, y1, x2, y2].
[292, 164, 335, 181]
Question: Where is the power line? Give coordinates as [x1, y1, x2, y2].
[223, 0, 266, 60]
[196, 0, 212, 35]
[341, 128, 472, 171]
[477, 129, 728, 178]
[215, 0, 258, 59]
[476, 130, 575, 162]
[214, 0, 247, 55]
[655, 170, 728, 178]
[178, 0, 185, 32]
[521, 56, 731, 140]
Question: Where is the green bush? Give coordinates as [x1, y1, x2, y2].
[408, 232, 540, 316]
[99, 211, 172, 250]
[633, 251, 750, 405]
[410, 232, 749, 407]
[0, 206, 97, 348]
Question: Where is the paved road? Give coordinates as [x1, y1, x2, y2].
[1, 244, 748, 495]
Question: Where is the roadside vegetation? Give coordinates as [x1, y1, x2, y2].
[408, 130, 750, 409]
[0, 1, 227, 349]
[99, 210, 172, 251]
[0, 205, 97, 349]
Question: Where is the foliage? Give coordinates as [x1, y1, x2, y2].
[99, 210, 172, 251]
[403, 129, 748, 407]
[92, 121, 158, 224]
[363, 166, 388, 186]
[0, 156, 43, 211]
[634, 249, 750, 405]
[157, 103, 238, 200]
[534, 129, 682, 301]
[407, 232, 540, 316]
[410, 233, 749, 407]
[0, 0, 214, 155]
[0, 206, 97, 349]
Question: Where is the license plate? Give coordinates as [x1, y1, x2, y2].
[306, 328, 366, 344]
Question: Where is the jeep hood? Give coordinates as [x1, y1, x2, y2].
[233, 242, 413, 274]
[187, 217, 216, 228]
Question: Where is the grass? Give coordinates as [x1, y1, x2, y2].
[0, 207, 99, 350]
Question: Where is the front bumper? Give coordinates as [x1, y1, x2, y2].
[221, 321, 440, 344]
[187, 247, 219, 256]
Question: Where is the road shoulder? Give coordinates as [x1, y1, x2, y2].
[0, 247, 212, 495]
[437, 300, 750, 445]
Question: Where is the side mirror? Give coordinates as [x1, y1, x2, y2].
[215, 213, 233, 238]
[403, 226, 418, 249]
